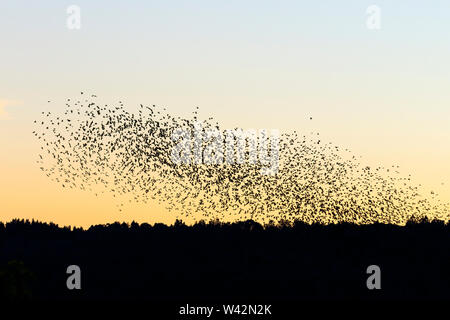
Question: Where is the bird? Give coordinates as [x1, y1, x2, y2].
[33, 93, 450, 225]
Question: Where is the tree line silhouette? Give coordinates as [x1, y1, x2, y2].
[1, 218, 450, 301]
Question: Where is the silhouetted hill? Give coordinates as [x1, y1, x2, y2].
[1, 218, 449, 301]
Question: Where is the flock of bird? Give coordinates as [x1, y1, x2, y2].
[33, 93, 450, 225]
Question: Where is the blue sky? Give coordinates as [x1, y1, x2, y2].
[1, 1, 449, 225]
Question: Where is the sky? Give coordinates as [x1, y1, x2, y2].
[1, 1, 449, 227]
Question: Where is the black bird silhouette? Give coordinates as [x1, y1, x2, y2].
[33, 93, 450, 225]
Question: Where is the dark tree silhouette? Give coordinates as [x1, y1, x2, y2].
[1, 218, 450, 301]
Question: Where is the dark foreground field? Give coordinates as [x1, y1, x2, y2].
[1, 218, 449, 301]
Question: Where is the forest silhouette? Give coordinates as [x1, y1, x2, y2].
[1, 218, 450, 301]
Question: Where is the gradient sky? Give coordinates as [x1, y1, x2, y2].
[1, 1, 449, 227]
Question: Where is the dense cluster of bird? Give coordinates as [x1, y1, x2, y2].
[33, 94, 450, 225]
